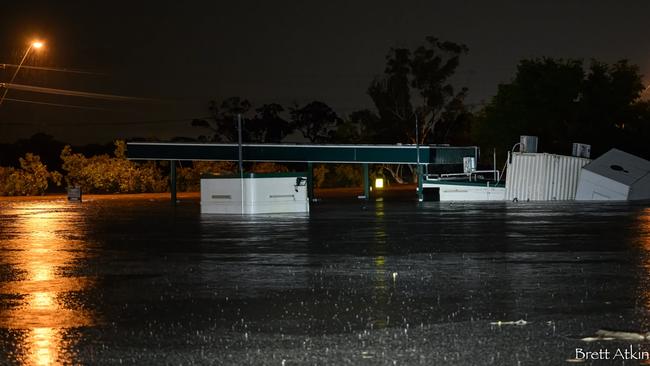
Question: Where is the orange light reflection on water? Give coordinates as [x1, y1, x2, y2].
[637, 207, 650, 342]
[31, 327, 55, 366]
[0, 201, 96, 365]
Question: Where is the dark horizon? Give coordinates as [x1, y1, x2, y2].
[1, 0, 650, 144]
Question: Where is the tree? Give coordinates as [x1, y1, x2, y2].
[344, 37, 470, 183]
[247, 103, 293, 143]
[191, 97, 252, 142]
[362, 36, 470, 145]
[289, 101, 342, 143]
[575, 60, 646, 156]
[193, 99, 297, 144]
[474, 58, 649, 159]
[331, 110, 376, 144]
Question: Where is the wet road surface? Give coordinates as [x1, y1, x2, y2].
[1, 196, 650, 365]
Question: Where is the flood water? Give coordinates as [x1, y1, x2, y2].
[1, 196, 650, 365]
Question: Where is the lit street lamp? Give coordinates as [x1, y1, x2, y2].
[0, 40, 45, 107]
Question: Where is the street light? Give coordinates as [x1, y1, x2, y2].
[0, 40, 45, 107]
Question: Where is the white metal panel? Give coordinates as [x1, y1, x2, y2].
[423, 182, 505, 201]
[575, 148, 650, 201]
[546, 153, 592, 200]
[201, 177, 243, 214]
[201, 176, 309, 214]
[627, 173, 650, 200]
[581, 148, 650, 186]
[505, 153, 590, 201]
[505, 153, 544, 201]
[575, 169, 629, 200]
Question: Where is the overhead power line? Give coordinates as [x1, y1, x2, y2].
[0, 83, 163, 103]
[3, 97, 109, 110]
[4, 116, 211, 127]
[0, 63, 104, 75]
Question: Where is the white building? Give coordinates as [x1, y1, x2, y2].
[575, 148, 650, 201]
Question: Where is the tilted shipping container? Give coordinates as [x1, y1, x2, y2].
[505, 152, 591, 201]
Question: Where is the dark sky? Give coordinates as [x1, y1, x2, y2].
[1, 0, 649, 144]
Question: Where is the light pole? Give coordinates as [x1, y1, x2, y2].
[415, 113, 423, 202]
[0, 40, 44, 107]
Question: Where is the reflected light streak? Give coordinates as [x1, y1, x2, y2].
[370, 200, 391, 329]
[0, 202, 95, 365]
[637, 208, 650, 331]
[32, 292, 55, 309]
[30, 327, 57, 366]
[32, 267, 53, 282]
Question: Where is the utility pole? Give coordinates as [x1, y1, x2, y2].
[238, 114, 244, 214]
[237, 114, 243, 175]
[415, 114, 423, 202]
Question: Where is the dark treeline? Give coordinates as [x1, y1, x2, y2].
[2, 36, 650, 195]
[475, 58, 650, 163]
[190, 36, 650, 165]
[190, 36, 473, 148]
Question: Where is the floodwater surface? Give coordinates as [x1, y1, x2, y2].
[0, 196, 650, 365]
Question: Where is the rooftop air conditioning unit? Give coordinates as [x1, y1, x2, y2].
[572, 143, 591, 159]
[520, 135, 538, 153]
[463, 157, 476, 174]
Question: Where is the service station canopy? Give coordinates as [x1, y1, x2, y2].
[126, 142, 478, 165]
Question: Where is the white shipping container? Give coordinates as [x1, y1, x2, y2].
[575, 148, 650, 201]
[505, 152, 591, 201]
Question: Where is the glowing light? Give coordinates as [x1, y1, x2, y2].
[31, 41, 44, 49]
[374, 178, 384, 189]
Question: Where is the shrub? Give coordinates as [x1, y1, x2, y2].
[316, 164, 363, 188]
[60, 140, 167, 193]
[312, 164, 328, 188]
[177, 161, 236, 191]
[0, 153, 62, 196]
[250, 162, 289, 173]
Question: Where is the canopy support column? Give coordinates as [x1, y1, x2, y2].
[307, 162, 315, 201]
[170, 160, 177, 204]
[363, 163, 370, 200]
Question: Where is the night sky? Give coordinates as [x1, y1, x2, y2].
[1, 0, 649, 144]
